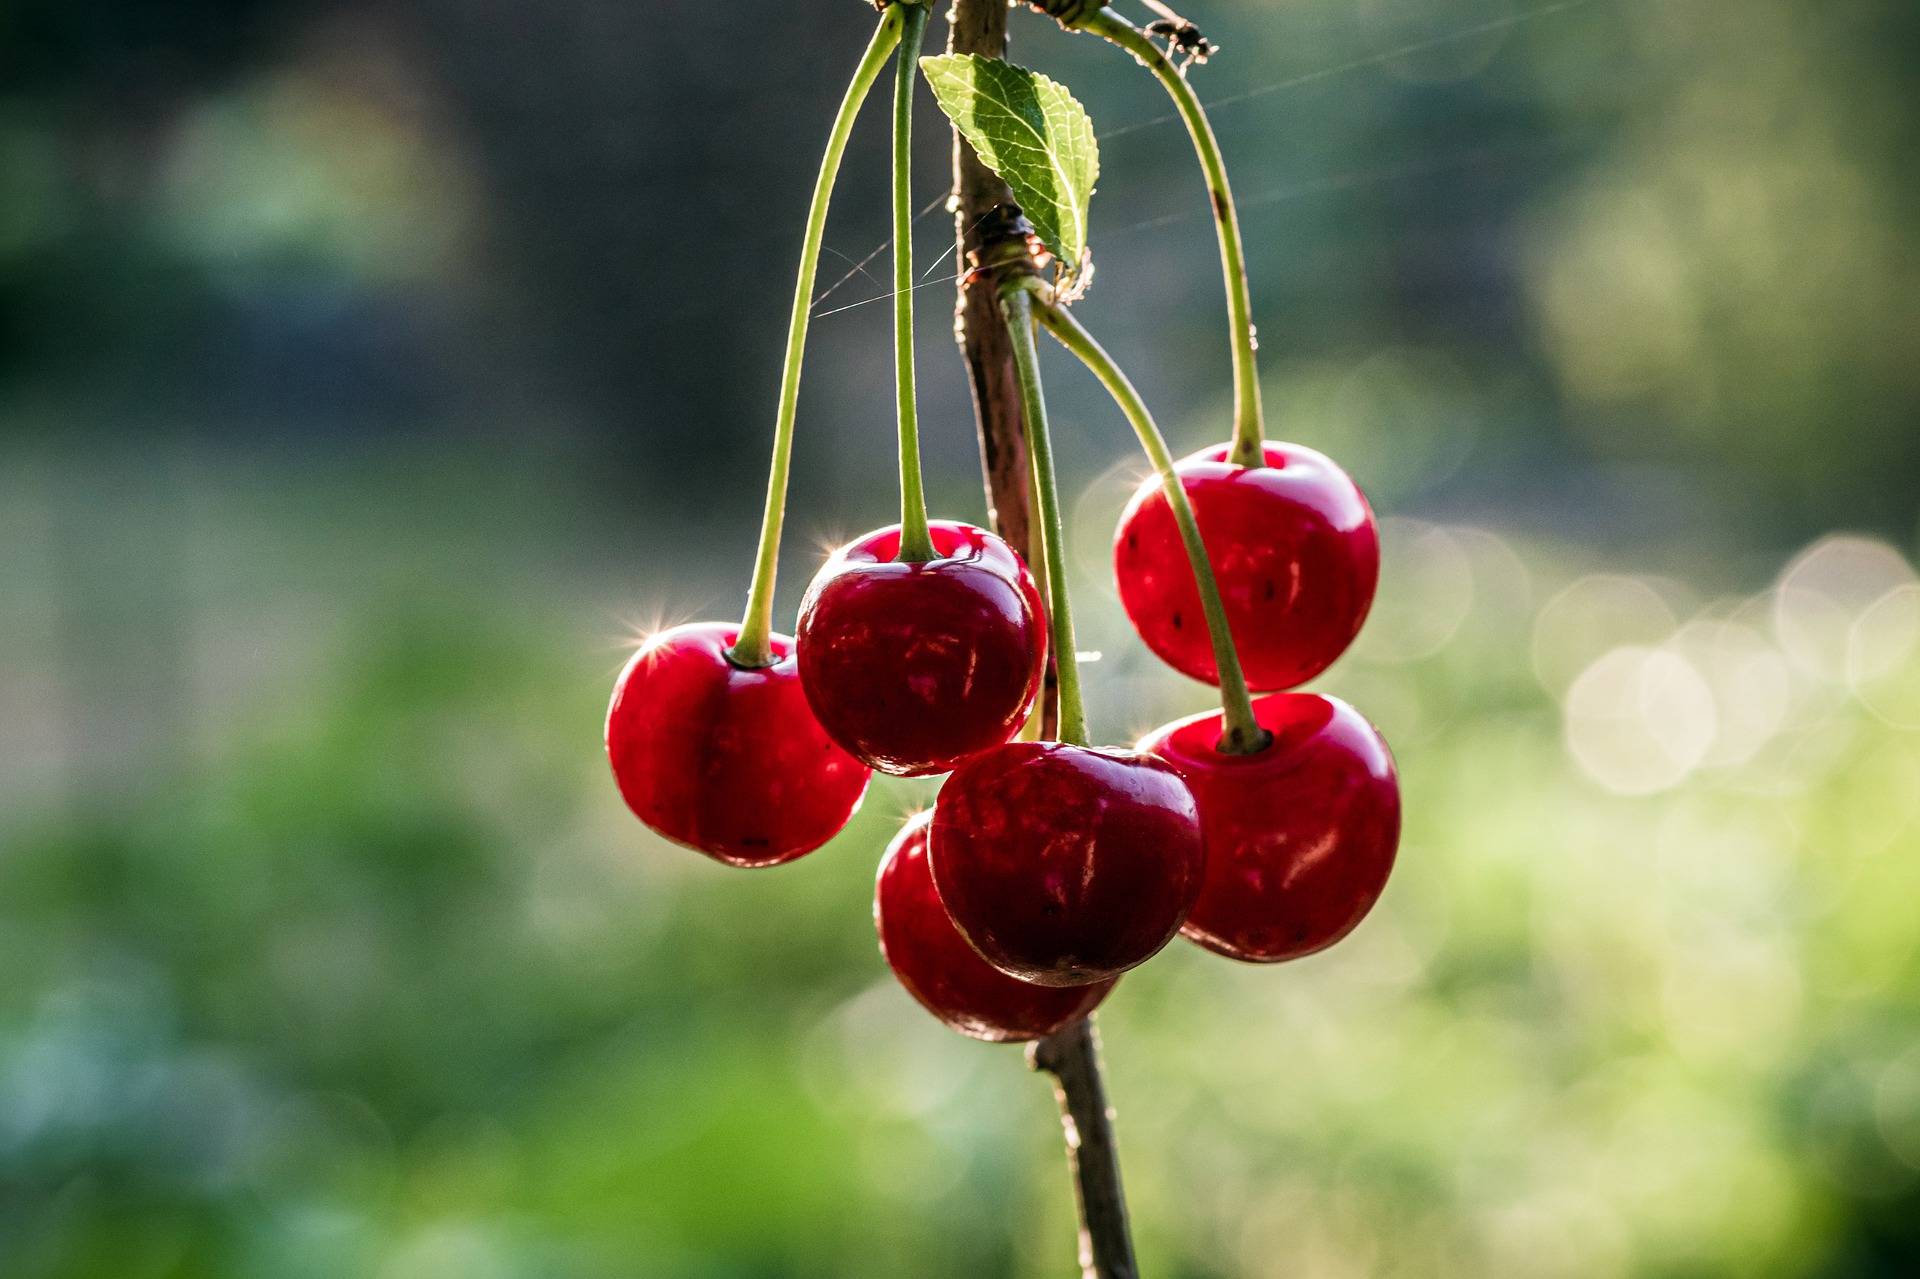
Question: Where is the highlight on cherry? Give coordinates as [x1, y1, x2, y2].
[600, 1, 1403, 1270]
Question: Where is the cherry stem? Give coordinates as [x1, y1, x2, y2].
[1025, 285, 1269, 755]
[1077, 9, 1265, 470]
[1000, 283, 1090, 749]
[731, 8, 904, 669]
[1018, 489, 1052, 744]
[891, 4, 938, 564]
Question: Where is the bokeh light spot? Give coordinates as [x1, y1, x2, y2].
[1774, 536, 1917, 681]
[1564, 646, 1716, 794]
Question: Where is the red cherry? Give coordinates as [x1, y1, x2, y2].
[797, 521, 1046, 777]
[928, 742, 1204, 987]
[1138, 693, 1399, 963]
[1114, 441, 1379, 691]
[877, 812, 1115, 1042]
[605, 622, 870, 868]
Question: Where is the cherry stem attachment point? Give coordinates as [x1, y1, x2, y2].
[892, 3, 938, 564]
[732, 8, 905, 669]
[1000, 283, 1090, 749]
[1077, 9, 1265, 470]
[1024, 283, 1269, 756]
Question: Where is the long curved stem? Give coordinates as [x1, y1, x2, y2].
[732, 9, 904, 668]
[1000, 284, 1089, 748]
[892, 4, 937, 563]
[1077, 10, 1265, 469]
[1026, 285, 1269, 755]
[890, 4, 936, 560]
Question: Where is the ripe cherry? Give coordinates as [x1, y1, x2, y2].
[797, 520, 1046, 777]
[1114, 441, 1378, 691]
[606, 622, 870, 868]
[929, 741, 1205, 987]
[877, 812, 1115, 1041]
[1138, 693, 1399, 963]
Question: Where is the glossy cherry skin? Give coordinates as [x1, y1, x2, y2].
[797, 521, 1046, 777]
[1138, 693, 1399, 963]
[1114, 441, 1379, 692]
[877, 812, 1116, 1042]
[928, 741, 1205, 987]
[606, 622, 871, 868]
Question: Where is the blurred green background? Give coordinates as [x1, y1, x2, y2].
[3, 0, 1919, 1275]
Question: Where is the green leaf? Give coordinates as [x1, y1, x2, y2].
[920, 52, 1099, 283]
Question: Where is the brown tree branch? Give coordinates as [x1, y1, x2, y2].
[948, 0, 1059, 742]
[947, 4, 1137, 1277]
[1028, 1017, 1141, 1279]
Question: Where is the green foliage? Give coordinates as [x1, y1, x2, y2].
[921, 53, 1098, 289]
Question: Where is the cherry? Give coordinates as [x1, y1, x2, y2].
[797, 520, 1047, 777]
[1137, 693, 1399, 963]
[877, 811, 1115, 1041]
[1114, 441, 1378, 692]
[606, 622, 871, 868]
[929, 741, 1204, 986]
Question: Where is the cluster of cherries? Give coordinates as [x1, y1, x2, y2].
[607, 438, 1401, 1044]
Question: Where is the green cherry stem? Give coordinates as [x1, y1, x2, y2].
[1077, 9, 1265, 470]
[731, 7, 905, 669]
[892, 2, 937, 564]
[1000, 282, 1090, 749]
[1025, 284, 1269, 756]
